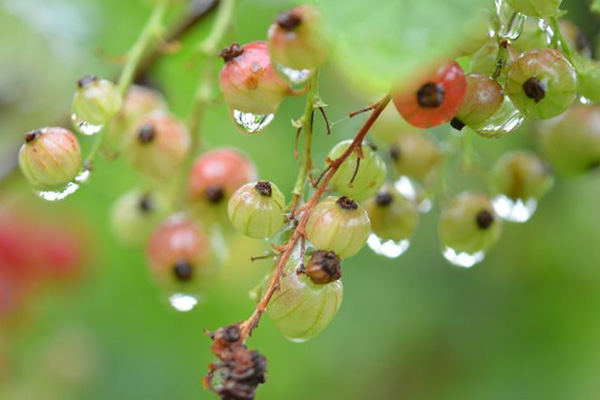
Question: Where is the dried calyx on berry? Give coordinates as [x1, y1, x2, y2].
[303, 250, 342, 284]
[173, 259, 194, 282]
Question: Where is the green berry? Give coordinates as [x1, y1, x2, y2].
[536, 104, 600, 176]
[305, 196, 371, 259]
[328, 140, 386, 201]
[511, 19, 550, 53]
[18, 128, 82, 191]
[371, 101, 422, 145]
[439, 192, 502, 255]
[506, 0, 562, 17]
[506, 49, 577, 119]
[470, 39, 517, 81]
[452, 73, 504, 130]
[492, 150, 554, 200]
[573, 55, 600, 103]
[268, 259, 342, 343]
[227, 181, 286, 239]
[72, 75, 122, 128]
[364, 185, 419, 242]
[110, 190, 169, 246]
[389, 134, 441, 181]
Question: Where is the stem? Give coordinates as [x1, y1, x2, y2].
[550, 16, 576, 65]
[238, 95, 391, 340]
[491, 10, 518, 81]
[290, 71, 320, 211]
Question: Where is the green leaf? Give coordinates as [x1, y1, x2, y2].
[319, 0, 491, 95]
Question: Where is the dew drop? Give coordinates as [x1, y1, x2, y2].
[231, 110, 274, 134]
[74, 169, 91, 184]
[472, 97, 525, 139]
[501, 12, 526, 41]
[492, 195, 537, 223]
[443, 247, 485, 268]
[274, 63, 312, 86]
[367, 234, 410, 259]
[580, 96, 593, 105]
[71, 113, 103, 136]
[168, 293, 199, 312]
[36, 182, 80, 202]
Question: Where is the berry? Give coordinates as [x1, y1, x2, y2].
[573, 55, 600, 103]
[147, 215, 212, 289]
[364, 185, 419, 242]
[454, 17, 490, 57]
[439, 192, 502, 255]
[124, 111, 191, 180]
[328, 140, 387, 201]
[505, 49, 577, 120]
[219, 42, 291, 115]
[512, 19, 551, 53]
[392, 61, 467, 128]
[110, 190, 169, 246]
[72, 75, 122, 128]
[389, 134, 441, 181]
[536, 104, 600, 176]
[268, 260, 342, 342]
[451, 74, 504, 130]
[227, 181, 286, 239]
[303, 250, 342, 285]
[103, 85, 167, 158]
[18, 127, 82, 191]
[470, 39, 517, 81]
[371, 101, 421, 145]
[305, 196, 371, 259]
[188, 148, 257, 206]
[506, 0, 562, 17]
[492, 151, 554, 200]
[268, 5, 332, 71]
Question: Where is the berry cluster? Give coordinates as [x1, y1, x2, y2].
[12, 0, 600, 398]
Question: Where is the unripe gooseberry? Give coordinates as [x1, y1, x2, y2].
[72, 75, 122, 129]
[147, 215, 212, 289]
[227, 181, 286, 239]
[219, 42, 291, 115]
[506, 0, 562, 17]
[492, 151, 554, 201]
[505, 49, 577, 120]
[536, 104, 600, 176]
[305, 196, 371, 259]
[110, 190, 169, 246]
[124, 111, 191, 181]
[268, 258, 342, 343]
[451, 73, 504, 131]
[364, 185, 419, 242]
[512, 19, 551, 54]
[328, 140, 386, 201]
[392, 61, 467, 128]
[18, 128, 82, 191]
[268, 5, 332, 71]
[389, 134, 441, 181]
[439, 192, 502, 255]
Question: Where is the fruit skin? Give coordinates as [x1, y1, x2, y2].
[505, 49, 577, 120]
[492, 151, 554, 200]
[536, 105, 600, 176]
[439, 192, 502, 255]
[389, 134, 441, 181]
[328, 140, 386, 201]
[574, 55, 600, 103]
[268, 5, 332, 71]
[124, 111, 191, 180]
[392, 61, 467, 128]
[506, 0, 562, 17]
[512, 19, 551, 53]
[268, 260, 342, 343]
[188, 148, 257, 205]
[453, 74, 504, 129]
[364, 185, 419, 242]
[227, 181, 286, 239]
[111, 190, 169, 246]
[72, 75, 122, 127]
[103, 85, 167, 158]
[305, 196, 371, 259]
[371, 101, 422, 145]
[19, 127, 82, 191]
[219, 41, 291, 115]
[147, 215, 212, 288]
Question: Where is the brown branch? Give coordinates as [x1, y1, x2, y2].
[237, 94, 391, 340]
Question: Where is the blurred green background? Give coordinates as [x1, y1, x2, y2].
[1, 0, 600, 399]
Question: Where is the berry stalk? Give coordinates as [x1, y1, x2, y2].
[549, 16, 576, 65]
[237, 94, 391, 340]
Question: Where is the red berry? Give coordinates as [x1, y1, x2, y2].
[392, 61, 467, 128]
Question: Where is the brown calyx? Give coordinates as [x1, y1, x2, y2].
[219, 43, 244, 63]
[305, 250, 342, 284]
[417, 82, 444, 108]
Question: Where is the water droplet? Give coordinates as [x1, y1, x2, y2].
[367, 234, 410, 259]
[580, 96, 593, 105]
[231, 110, 274, 134]
[168, 293, 199, 312]
[492, 195, 537, 223]
[71, 113, 103, 136]
[472, 97, 525, 139]
[74, 169, 91, 184]
[393, 176, 432, 214]
[443, 247, 485, 268]
[275, 63, 312, 86]
[501, 12, 526, 41]
[36, 182, 80, 202]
